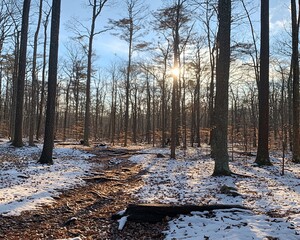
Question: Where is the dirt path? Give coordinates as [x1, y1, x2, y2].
[0, 147, 166, 240]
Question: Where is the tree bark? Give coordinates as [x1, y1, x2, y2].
[255, 0, 271, 166]
[113, 203, 249, 223]
[10, 30, 20, 141]
[291, 0, 300, 163]
[170, 0, 181, 159]
[124, 19, 133, 147]
[38, 0, 61, 164]
[36, 9, 50, 140]
[83, 0, 97, 146]
[146, 74, 151, 144]
[63, 82, 71, 141]
[212, 0, 231, 175]
[12, 0, 31, 147]
[29, 0, 43, 146]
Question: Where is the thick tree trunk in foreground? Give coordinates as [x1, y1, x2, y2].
[291, 0, 300, 163]
[212, 0, 231, 175]
[38, 0, 61, 164]
[12, 0, 31, 147]
[255, 0, 271, 166]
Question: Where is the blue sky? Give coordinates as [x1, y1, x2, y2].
[269, 0, 290, 33]
[59, 0, 161, 68]
[58, 0, 291, 69]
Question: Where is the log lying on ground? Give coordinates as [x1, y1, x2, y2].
[112, 203, 250, 223]
[82, 176, 120, 183]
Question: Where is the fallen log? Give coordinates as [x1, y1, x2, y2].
[112, 203, 250, 224]
[82, 176, 120, 183]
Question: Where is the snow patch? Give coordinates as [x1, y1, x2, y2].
[118, 216, 128, 230]
[0, 141, 95, 216]
[128, 147, 300, 239]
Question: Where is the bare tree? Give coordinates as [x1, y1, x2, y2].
[66, 0, 110, 145]
[29, 0, 43, 146]
[152, 41, 171, 147]
[0, 0, 21, 138]
[192, 38, 205, 147]
[83, 0, 109, 146]
[255, 0, 271, 166]
[212, 0, 231, 175]
[0, 0, 14, 59]
[195, 0, 218, 150]
[155, 0, 193, 158]
[109, 0, 148, 146]
[12, 0, 31, 147]
[108, 62, 119, 145]
[9, 20, 22, 141]
[239, 0, 259, 148]
[38, 0, 61, 164]
[36, 5, 51, 140]
[291, 0, 300, 163]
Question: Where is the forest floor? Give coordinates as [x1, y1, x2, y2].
[1, 140, 300, 239]
[0, 141, 165, 239]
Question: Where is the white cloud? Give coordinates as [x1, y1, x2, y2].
[270, 19, 289, 35]
[270, 1, 290, 35]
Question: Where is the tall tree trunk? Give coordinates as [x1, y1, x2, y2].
[95, 87, 100, 140]
[195, 44, 201, 147]
[36, 9, 50, 140]
[83, 0, 109, 144]
[74, 69, 80, 132]
[38, 0, 61, 164]
[171, 68, 178, 159]
[181, 52, 187, 149]
[29, 0, 43, 146]
[124, 20, 133, 147]
[160, 44, 169, 148]
[288, 66, 293, 151]
[152, 78, 155, 147]
[146, 75, 151, 144]
[170, 0, 181, 159]
[132, 85, 137, 144]
[255, 0, 271, 165]
[204, 0, 216, 151]
[119, 94, 123, 141]
[10, 30, 20, 141]
[12, 0, 31, 147]
[212, 0, 231, 176]
[190, 92, 195, 147]
[250, 90, 257, 148]
[110, 68, 117, 145]
[83, 0, 96, 146]
[291, 0, 300, 163]
[63, 82, 71, 141]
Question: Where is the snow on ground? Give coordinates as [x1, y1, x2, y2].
[130, 146, 300, 239]
[0, 140, 95, 216]
[2, 138, 300, 239]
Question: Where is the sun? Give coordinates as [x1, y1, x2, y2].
[172, 67, 180, 76]
[172, 67, 180, 77]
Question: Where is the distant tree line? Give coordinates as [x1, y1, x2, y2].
[0, 0, 299, 171]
